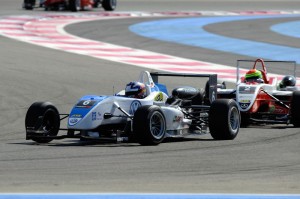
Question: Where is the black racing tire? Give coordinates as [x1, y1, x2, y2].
[102, 0, 116, 11]
[240, 112, 250, 128]
[209, 99, 240, 140]
[25, 102, 60, 143]
[69, 0, 81, 12]
[93, 0, 100, 7]
[23, 0, 36, 10]
[290, 91, 300, 127]
[133, 105, 166, 145]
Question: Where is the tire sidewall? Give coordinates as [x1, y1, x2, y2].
[291, 91, 300, 127]
[25, 102, 60, 143]
[209, 99, 240, 140]
[133, 105, 166, 145]
[102, 0, 116, 11]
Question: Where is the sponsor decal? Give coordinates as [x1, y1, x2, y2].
[76, 100, 96, 108]
[239, 99, 250, 103]
[179, 87, 197, 93]
[71, 114, 82, 118]
[269, 105, 275, 113]
[173, 115, 183, 122]
[69, 114, 83, 126]
[239, 86, 256, 94]
[69, 118, 82, 126]
[92, 112, 96, 121]
[69, 118, 80, 125]
[239, 103, 250, 109]
[129, 100, 141, 114]
[211, 90, 216, 102]
[92, 112, 102, 121]
[274, 108, 285, 114]
[154, 92, 163, 101]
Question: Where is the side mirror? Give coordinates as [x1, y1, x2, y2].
[103, 113, 113, 119]
[217, 82, 226, 89]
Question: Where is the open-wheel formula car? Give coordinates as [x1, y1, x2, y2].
[25, 71, 241, 146]
[217, 58, 300, 127]
[23, 0, 116, 11]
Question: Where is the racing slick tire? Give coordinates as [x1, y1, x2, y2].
[69, 0, 81, 12]
[25, 102, 60, 143]
[23, 0, 36, 10]
[208, 99, 240, 140]
[240, 113, 250, 127]
[93, 0, 100, 7]
[291, 91, 300, 127]
[204, 80, 211, 105]
[133, 105, 166, 146]
[102, 0, 116, 11]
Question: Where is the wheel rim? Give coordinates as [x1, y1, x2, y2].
[40, 110, 58, 136]
[110, 0, 116, 8]
[76, 0, 81, 10]
[229, 107, 239, 132]
[150, 111, 165, 139]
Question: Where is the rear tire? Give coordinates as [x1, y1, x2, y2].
[203, 80, 210, 105]
[102, 0, 116, 11]
[291, 91, 300, 127]
[69, 0, 81, 12]
[133, 105, 166, 145]
[25, 102, 60, 143]
[209, 99, 240, 140]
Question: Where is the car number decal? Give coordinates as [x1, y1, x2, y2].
[76, 100, 96, 108]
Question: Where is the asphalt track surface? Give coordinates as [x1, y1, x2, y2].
[0, 0, 300, 194]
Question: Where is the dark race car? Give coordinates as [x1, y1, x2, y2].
[23, 0, 116, 11]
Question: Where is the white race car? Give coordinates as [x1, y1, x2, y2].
[25, 71, 240, 145]
[217, 59, 300, 127]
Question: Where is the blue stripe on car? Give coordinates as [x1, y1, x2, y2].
[69, 95, 108, 119]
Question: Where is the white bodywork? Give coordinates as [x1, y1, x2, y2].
[236, 77, 278, 112]
[67, 71, 192, 136]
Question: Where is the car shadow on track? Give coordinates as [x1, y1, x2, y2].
[11, 137, 216, 147]
[241, 124, 296, 129]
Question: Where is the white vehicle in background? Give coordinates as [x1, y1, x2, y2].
[217, 58, 300, 127]
[25, 71, 240, 145]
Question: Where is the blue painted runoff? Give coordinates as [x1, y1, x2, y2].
[0, 194, 300, 199]
[129, 15, 300, 64]
[271, 20, 300, 38]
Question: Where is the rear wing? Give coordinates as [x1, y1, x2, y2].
[236, 59, 297, 84]
[150, 72, 218, 104]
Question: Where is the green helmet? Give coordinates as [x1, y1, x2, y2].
[245, 69, 262, 80]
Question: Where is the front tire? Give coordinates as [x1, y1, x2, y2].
[25, 102, 60, 143]
[102, 0, 116, 11]
[209, 99, 240, 140]
[133, 105, 166, 145]
[291, 91, 300, 127]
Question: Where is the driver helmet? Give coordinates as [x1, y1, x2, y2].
[279, 75, 296, 88]
[125, 81, 147, 99]
[245, 69, 263, 83]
